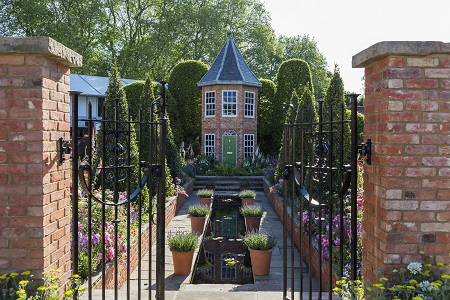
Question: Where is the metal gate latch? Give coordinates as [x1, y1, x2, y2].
[58, 137, 72, 164]
[358, 138, 372, 165]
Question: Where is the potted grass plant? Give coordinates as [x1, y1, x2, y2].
[188, 204, 210, 234]
[238, 189, 256, 206]
[240, 204, 263, 233]
[167, 231, 199, 275]
[196, 189, 214, 206]
[243, 232, 277, 276]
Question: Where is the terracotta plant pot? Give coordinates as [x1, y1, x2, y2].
[248, 248, 273, 276]
[241, 198, 254, 206]
[190, 216, 206, 234]
[199, 197, 212, 206]
[244, 216, 261, 233]
[171, 250, 194, 275]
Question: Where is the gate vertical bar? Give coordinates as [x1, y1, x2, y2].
[317, 100, 323, 299]
[349, 93, 360, 281]
[138, 107, 143, 300]
[290, 121, 295, 300]
[71, 91, 80, 276]
[282, 123, 288, 300]
[327, 103, 334, 299]
[156, 82, 167, 300]
[298, 109, 304, 300]
[87, 101, 94, 300]
[113, 98, 120, 300]
[126, 107, 132, 300]
[339, 104, 345, 279]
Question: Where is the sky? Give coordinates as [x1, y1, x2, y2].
[263, 0, 450, 94]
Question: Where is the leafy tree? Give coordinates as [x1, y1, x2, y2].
[0, 0, 111, 75]
[93, 62, 140, 193]
[123, 79, 180, 194]
[273, 35, 330, 99]
[167, 60, 208, 153]
[323, 67, 352, 197]
[257, 78, 277, 156]
[295, 84, 318, 164]
[273, 59, 314, 156]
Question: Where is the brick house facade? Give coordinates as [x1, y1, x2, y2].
[198, 33, 262, 165]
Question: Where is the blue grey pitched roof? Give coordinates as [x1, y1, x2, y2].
[198, 37, 262, 88]
[69, 74, 140, 97]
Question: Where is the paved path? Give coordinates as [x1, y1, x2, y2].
[88, 190, 338, 299]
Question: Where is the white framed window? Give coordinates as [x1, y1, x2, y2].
[244, 134, 254, 158]
[222, 90, 237, 117]
[205, 91, 215, 117]
[204, 134, 215, 158]
[244, 91, 255, 118]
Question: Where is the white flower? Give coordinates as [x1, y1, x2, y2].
[407, 261, 422, 274]
[420, 280, 432, 292]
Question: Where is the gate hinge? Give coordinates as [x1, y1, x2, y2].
[58, 137, 72, 164]
[358, 138, 372, 165]
[284, 164, 293, 180]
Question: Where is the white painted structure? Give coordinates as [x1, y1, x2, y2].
[69, 74, 138, 134]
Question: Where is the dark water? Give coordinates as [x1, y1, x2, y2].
[191, 194, 254, 284]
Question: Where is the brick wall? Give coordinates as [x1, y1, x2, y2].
[353, 41, 450, 283]
[201, 84, 258, 164]
[0, 37, 81, 283]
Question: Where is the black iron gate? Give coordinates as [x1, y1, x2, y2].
[282, 94, 371, 300]
[70, 83, 168, 300]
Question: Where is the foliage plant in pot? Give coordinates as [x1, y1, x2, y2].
[196, 189, 214, 206]
[243, 232, 277, 276]
[167, 231, 198, 276]
[188, 204, 210, 235]
[240, 204, 263, 233]
[238, 189, 256, 206]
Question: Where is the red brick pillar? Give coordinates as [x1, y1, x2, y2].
[0, 37, 81, 282]
[353, 41, 450, 283]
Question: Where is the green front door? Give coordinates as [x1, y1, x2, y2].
[222, 136, 237, 166]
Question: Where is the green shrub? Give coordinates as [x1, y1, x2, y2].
[238, 189, 256, 199]
[167, 231, 198, 252]
[240, 204, 263, 217]
[167, 60, 208, 153]
[258, 78, 278, 156]
[243, 232, 276, 251]
[196, 189, 214, 198]
[187, 204, 210, 217]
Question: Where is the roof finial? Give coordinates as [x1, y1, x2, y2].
[227, 29, 232, 37]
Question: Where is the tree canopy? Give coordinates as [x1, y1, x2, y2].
[0, 0, 331, 91]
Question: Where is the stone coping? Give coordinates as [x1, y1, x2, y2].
[352, 41, 450, 68]
[0, 36, 82, 67]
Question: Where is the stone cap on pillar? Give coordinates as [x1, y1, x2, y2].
[0, 36, 82, 67]
[352, 41, 450, 68]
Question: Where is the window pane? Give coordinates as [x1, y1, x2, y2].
[205, 91, 215, 116]
[244, 134, 254, 158]
[204, 134, 215, 158]
[222, 91, 237, 116]
[244, 92, 254, 117]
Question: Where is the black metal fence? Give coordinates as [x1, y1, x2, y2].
[70, 83, 168, 300]
[282, 94, 370, 300]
